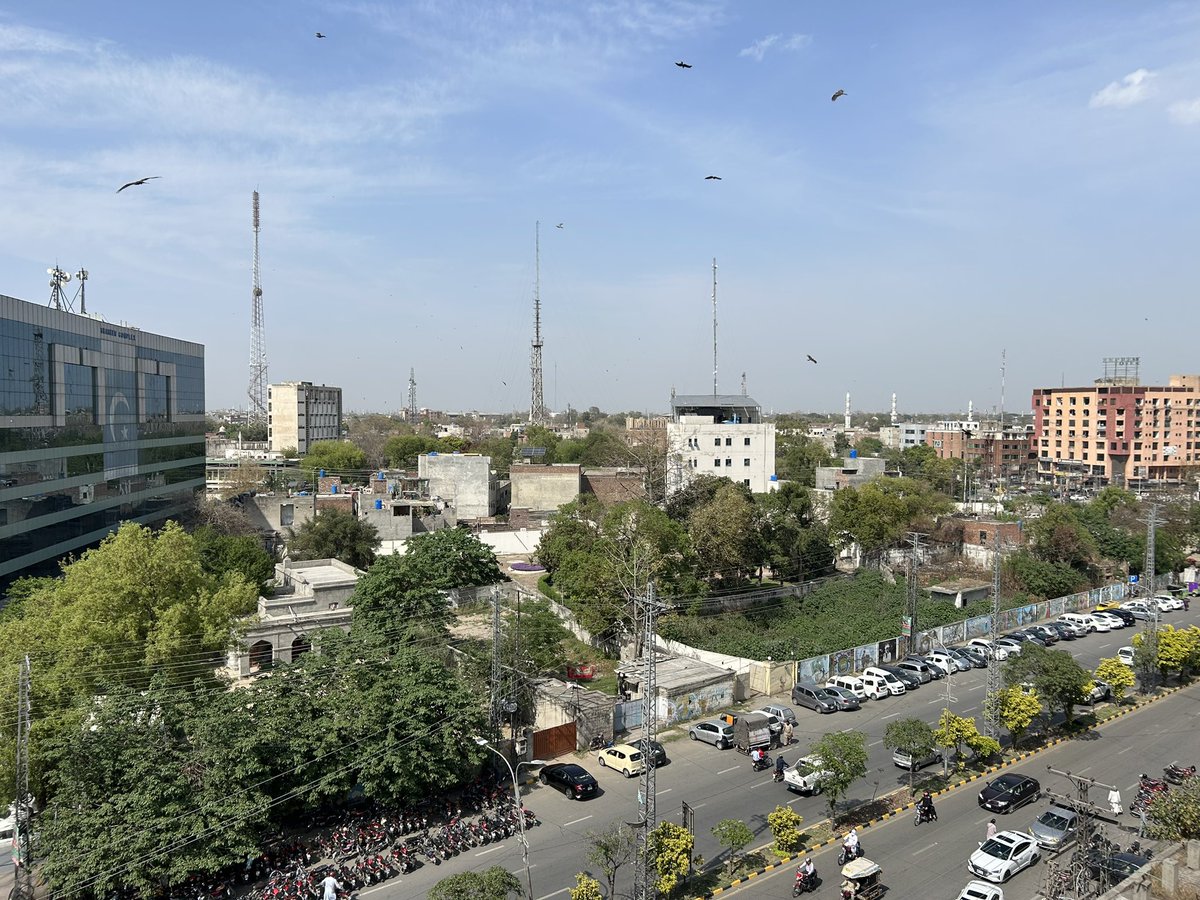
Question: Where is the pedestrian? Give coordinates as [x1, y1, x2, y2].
[784, 721, 795, 746]
[321, 874, 342, 900]
[1184, 596, 1190, 611]
[1108, 788, 1123, 816]
[985, 819, 997, 841]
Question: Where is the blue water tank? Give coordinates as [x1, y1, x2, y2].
[849, 449, 858, 459]
[428, 451, 438, 456]
[770, 474, 778, 481]
[331, 484, 339, 494]
[375, 499, 383, 510]
[319, 468, 326, 477]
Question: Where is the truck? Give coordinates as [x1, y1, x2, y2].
[782, 755, 829, 795]
[733, 712, 772, 754]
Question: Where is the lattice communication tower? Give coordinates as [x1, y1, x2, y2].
[247, 191, 269, 422]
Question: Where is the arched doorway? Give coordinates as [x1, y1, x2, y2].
[249, 640, 274, 673]
[290, 634, 311, 662]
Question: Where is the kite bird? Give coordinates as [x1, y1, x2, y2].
[806, 354, 818, 364]
[675, 60, 692, 68]
[315, 32, 326, 38]
[116, 176, 161, 193]
[704, 175, 722, 180]
[831, 89, 846, 102]
[556, 223, 564, 228]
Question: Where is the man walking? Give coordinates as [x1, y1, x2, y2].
[1108, 788, 1123, 816]
[985, 819, 997, 841]
[322, 873, 343, 900]
[784, 720, 795, 746]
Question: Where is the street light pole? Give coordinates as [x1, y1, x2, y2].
[475, 737, 543, 900]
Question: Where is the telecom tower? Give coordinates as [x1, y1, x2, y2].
[247, 191, 269, 422]
[529, 221, 546, 424]
[408, 368, 418, 422]
[711, 258, 718, 396]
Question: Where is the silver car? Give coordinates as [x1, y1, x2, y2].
[688, 719, 734, 749]
[1030, 805, 1077, 850]
[817, 686, 862, 711]
[892, 747, 943, 770]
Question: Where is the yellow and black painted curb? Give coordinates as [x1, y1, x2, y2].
[696, 681, 1189, 898]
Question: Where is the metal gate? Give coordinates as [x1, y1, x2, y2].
[532, 722, 576, 760]
[613, 699, 643, 733]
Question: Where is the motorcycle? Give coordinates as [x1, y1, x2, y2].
[751, 753, 773, 773]
[1164, 763, 1196, 785]
[837, 842, 864, 866]
[792, 866, 819, 896]
[914, 804, 937, 826]
[589, 734, 612, 751]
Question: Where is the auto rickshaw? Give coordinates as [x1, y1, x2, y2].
[840, 857, 885, 900]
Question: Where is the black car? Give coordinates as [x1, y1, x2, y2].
[540, 763, 599, 799]
[1086, 851, 1150, 885]
[979, 773, 1041, 813]
[1026, 625, 1059, 644]
[1044, 621, 1076, 641]
[631, 737, 668, 767]
[1008, 631, 1047, 647]
[1095, 607, 1136, 626]
[953, 647, 989, 668]
[882, 664, 922, 689]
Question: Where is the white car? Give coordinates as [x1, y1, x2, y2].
[967, 830, 1040, 883]
[968, 638, 1009, 661]
[957, 881, 1005, 900]
[1153, 594, 1183, 611]
[1117, 646, 1136, 666]
[1092, 611, 1125, 630]
[781, 755, 830, 795]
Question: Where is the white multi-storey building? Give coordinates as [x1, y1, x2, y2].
[268, 381, 342, 454]
[666, 394, 778, 496]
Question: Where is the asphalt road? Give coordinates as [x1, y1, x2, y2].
[369, 605, 1200, 900]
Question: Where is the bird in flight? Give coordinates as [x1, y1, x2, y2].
[116, 176, 160, 193]
[704, 175, 722, 180]
[675, 60, 692, 69]
[806, 354, 818, 364]
[556, 223, 564, 229]
[315, 32, 326, 38]
[831, 89, 847, 102]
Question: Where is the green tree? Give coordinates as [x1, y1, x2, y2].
[300, 440, 369, 479]
[1094, 658, 1136, 700]
[648, 821, 694, 897]
[884, 717, 936, 792]
[536, 494, 603, 576]
[1004, 644, 1091, 725]
[989, 686, 1042, 750]
[665, 474, 731, 522]
[853, 437, 884, 457]
[1133, 624, 1200, 680]
[569, 873, 604, 900]
[383, 433, 442, 468]
[1005, 552, 1086, 599]
[767, 805, 806, 854]
[286, 508, 379, 569]
[429, 866, 524, 900]
[827, 477, 952, 555]
[1028, 503, 1099, 572]
[933, 710, 1000, 768]
[809, 730, 868, 819]
[1145, 774, 1200, 841]
[350, 552, 452, 641]
[404, 526, 505, 589]
[506, 597, 572, 676]
[192, 525, 275, 592]
[712, 819, 754, 877]
[753, 484, 834, 582]
[585, 822, 636, 900]
[689, 482, 762, 584]
[470, 435, 517, 477]
[522, 425, 562, 462]
[775, 434, 835, 487]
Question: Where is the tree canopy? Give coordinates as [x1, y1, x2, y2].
[827, 477, 952, 554]
[286, 508, 380, 569]
[810, 730, 868, 818]
[300, 440, 369, 479]
[404, 526, 505, 589]
[1004, 644, 1091, 725]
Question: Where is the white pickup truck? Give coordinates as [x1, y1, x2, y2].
[782, 755, 829, 795]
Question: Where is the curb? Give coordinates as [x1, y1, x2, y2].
[693, 681, 1190, 899]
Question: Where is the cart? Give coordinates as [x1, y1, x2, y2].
[840, 858, 885, 900]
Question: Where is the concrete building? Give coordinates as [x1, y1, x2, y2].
[0, 291, 205, 586]
[581, 467, 647, 505]
[510, 463, 582, 512]
[878, 422, 930, 451]
[268, 381, 342, 454]
[418, 452, 497, 520]
[926, 423, 1035, 479]
[226, 558, 362, 677]
[814, 453, 888, 491]
[666, 394, 778, 496]
[1032, 373, 1200, 488]
[961, 519, 1026, 568]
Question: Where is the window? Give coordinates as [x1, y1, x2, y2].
[714, 438, 721, 447]
[714, 459, 721, 467]
[743, 458, 751, 466]
[743, 479, 751, 487]
[725, 458, 732, 467]
[725, 437, 732, 446]
[744, 437, 751, 446]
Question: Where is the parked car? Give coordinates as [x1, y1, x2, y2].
[929, 649, 971, 673]
[1086, 851, 1151, 884]
[1119, 601, 1155, 621]
[863, 666, 908, 694]
[818, 686, 862, 711]
[597, 743, 645, 777]
[1008, 631, 1046, 648]
[979, 773, 1041, 813]
[1044, 622, 1077, 641]
[792, 681, 839, 713]
[540, 763, 599, 799]
[906, 655, 947, 678]
[968, 830, 1041, 883]
[994, 637, 1025, 656]
[1030, 805, 1078, 850]
[760, 704, 797, 726]
[956, 880, 1005, 900]
[1026, 625, 1059, 644]
[1091, 611, 1125, 630]
[892, 746, 943, 770]
[826, 675, 877, 701]
[881, 664, 922, 689]
[1095, 607, 1135, 626]
[1117, 646, 1136, 666]
[1055, 618, 1089, 637]
[752, 710, 784, 737]
[689, 719, 734, 748]
[967, 638, 1009, 661]
[953, 646, 989, 668]
[860, 673, 897, 699]
[630, 737, 667, 767]
[1153, 594, 1184, 611]
[1087, 679, 1112, 702]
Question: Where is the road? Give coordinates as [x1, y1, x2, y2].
[381, 606, 1199, 900]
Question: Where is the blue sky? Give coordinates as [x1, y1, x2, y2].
[2, 2, 1199, 418]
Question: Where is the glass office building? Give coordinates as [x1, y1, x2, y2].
[0, 292, 205, 586]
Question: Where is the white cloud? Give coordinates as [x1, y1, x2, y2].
[1168, 97, 1200, 124]
[738, 32, 811, 62]
[1088, 68, 1156, 108]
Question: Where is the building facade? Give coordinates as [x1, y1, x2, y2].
[1031, 374, 1200, 487]
[665, 394, 778, 496]
[925, 421, 1033, 479]
[268, 381, 342, 454]
[878, 422, 930, 450]
[0, 292, 205, 585]
[417, 451, 497, 519]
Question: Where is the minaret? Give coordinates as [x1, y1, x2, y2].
[844, 393, 851, 430]
[890, 393, 898, 425]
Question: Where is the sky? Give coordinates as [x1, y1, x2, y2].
[2, 2, 1199, 419]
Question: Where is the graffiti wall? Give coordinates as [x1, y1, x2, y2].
[876, 639, 898, 666]
[797, 655, 830, 686]
[940, 620, 965, 646]
[964, 615, 991, 639]
[662, 680, 734, 724]
[854, 643, 877, 672]
[830, 648, 855, 677]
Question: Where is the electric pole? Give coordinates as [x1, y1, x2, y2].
[984, 529, 1004, 738]
[905, 533, 921, 655]
[13, 656, 34, 900]
[1044, 765, 1120, 898]
[490, 586, 503, 731]
[1137, 504, 1160, 692]
[633, 583, 666, 900]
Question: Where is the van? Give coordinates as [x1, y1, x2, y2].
[792, 681, 838, 713]
[825, 675, 869, 700]
[857, 673, 892, 701]
[862, 667, 906, 695]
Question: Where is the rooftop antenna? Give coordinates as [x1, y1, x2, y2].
[891, 392, 898, 425]
[47, 266, 72, 311]
[712, 258, 718, 396]
[844, 392, 851, 430]
[530, 221, 546, 424]
[1000, 349, 1006, 430]
[72, 269, 88, 314]
[247, 191, 269, 423]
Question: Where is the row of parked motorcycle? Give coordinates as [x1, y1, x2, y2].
[1131, 763, 1195, 816]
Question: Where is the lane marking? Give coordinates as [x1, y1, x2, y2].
[750, 779, 775, 790]
[963, 706, 978, 713]
[476, 845, 505, 856]
[361, 886, 393, 896]
[1098, 642, 1112, 649]
[882, 712, 901, 720]
[657, 788, 673, 796]
[1076, 766, 1093, 774]
[537, 890, 571, 900]
[1117, 747, 1134, 755]
[869, 740, 883, 747]
[913, 842, 938, 856]
[928, 698, 943, 704]
[563, 815, 593, 827]
[718, 766, 740, 775]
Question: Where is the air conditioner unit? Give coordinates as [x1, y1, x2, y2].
[514, 738, 528, 756]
